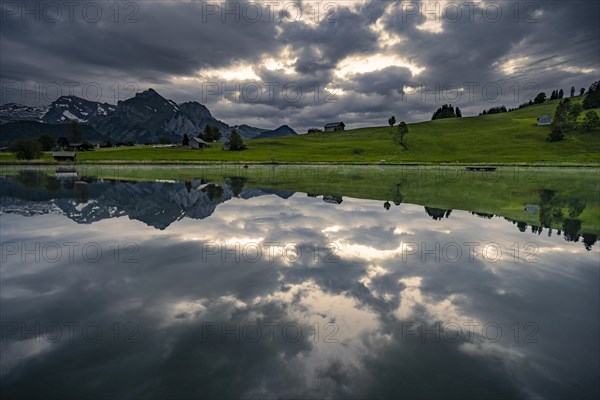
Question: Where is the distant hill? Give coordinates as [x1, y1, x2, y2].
[231, 124, 269, 139]
[0, 88, 294, 144]
[253, 125, 297, 139]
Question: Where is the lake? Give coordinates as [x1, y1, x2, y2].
[1, 165, 598, 399]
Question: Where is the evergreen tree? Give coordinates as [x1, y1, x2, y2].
[547, 98, 571, 141]
[559, 89, 564, 99]
[568, 103, 583, 128]
[226, 128, 245, 150]
[182, 133, 189, 146]
[583, 81, 600, 109]
[580, 88, 585, 96]
[456, 107, 462, 117]
[534, 92, 546, 104]
[570, 86, 575, 97]
[37, 134, 55, 151]
[582, 110, 600, 131]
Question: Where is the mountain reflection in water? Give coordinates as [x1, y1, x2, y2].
[0, 171, 596, 250]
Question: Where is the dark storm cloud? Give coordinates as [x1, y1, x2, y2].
[0, 0, 598, 132]
[0, 0, 281, 76]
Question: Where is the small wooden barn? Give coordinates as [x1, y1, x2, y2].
[189, 137, 209, 149]
[537, 115, 552, 126]
[53, 152, 76, 162]
[324, 122, 345, 132]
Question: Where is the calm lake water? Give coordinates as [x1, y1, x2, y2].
[1, 166, 599, 399]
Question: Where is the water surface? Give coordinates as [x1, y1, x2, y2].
[1, 166, 598, 399]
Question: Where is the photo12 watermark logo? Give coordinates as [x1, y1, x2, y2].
[400, 320, 540, 344]
[199, 321, 340, 344]
[398, 1, 541, 24]
[401, 81, 540, 104]
[0, 80, 140, 104]
[201, 241, 339, 264]
[400, 241, 539, 264]
[1, 321, 140, 344]
[199, 81, 340, 104]
[1, 241, 140, 264]
[1, 1, 140, 23]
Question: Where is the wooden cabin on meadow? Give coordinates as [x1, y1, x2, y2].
[53, 152, 76, 162]
[324, 122, 345, 132]
[537, 115, 552, 126]
[189, 136, 209, 149]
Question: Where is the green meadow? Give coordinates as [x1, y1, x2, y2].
[1, 97, 599, 165]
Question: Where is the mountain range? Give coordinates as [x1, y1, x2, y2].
[0, 88, 297, 145]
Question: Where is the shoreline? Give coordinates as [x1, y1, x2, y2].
[1, 161, 599, 167]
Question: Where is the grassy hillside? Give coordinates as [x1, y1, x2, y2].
[1, 97, 599, 164]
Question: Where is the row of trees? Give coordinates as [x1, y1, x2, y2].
[9, 134, 96, 160]
[514, 82, 595, 112]
[480, 105, 507, 115]
[570, 86, 586, 98]
[431, 104, 462, 120]
[549, 89, 564, 100]
[547, 98, 600, 141]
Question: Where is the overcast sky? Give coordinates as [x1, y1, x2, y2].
[1, 0, 599, 131]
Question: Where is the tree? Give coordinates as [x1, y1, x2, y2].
[226, 128, 245, 150]
[10, 139, 43, 160]
[547, 98, 571, 142]
[558, 89, 564, 99]
[80, 141, 94, 151]
[570, 86, 575, 97]
[69, 121, 82, 143]
[388, 116, 396, 128]
[398, 122, 409, 148]
[567, 103, 583, 128]
[202, 125, 222, 142]
[202, 125, 211, 141]
[583, 81, 600, 109]
[550, 90, 557, 100]
[182, 133, 189, 146]
[580, 88, 585, 96]
[211, 126, 222, 142]
[534, 92, 546, 104]
[456, 107, 462, 117]
[37, 134, 55, 151]
[57, 137, 70, 148]
[582, 110, 600, 131]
